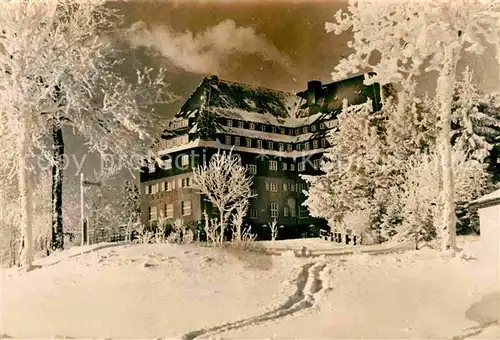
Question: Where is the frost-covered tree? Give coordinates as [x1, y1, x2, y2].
[0, 0, 175, 267]
[327, 0, 500, 251]
[192, 149, 253, 245]
[302, 99, 390, 239]
[395, 144, 489, 248]
[231, 199, 249, 242]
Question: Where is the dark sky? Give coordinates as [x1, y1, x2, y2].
[66, 0, 499, 187]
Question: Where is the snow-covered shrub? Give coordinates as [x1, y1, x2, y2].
[133, 224, 153, 244]
[341, 209, 373, 244]
[231, 199, 248, 242]
[268, 219, 279, 242]
[203, 210, 219, 247]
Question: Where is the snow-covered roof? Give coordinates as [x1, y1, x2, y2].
[173, 76, 344, 128]
[472, 188, 500, 208]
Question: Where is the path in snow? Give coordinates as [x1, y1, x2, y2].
[181, 260, 329, 340]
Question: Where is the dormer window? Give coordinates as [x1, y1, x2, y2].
[225, 135, 231, 145]
[268, 141, 274, 150]
[313, 140, 318, 149]
[238, 121, 244, 129]
[320, 122, 326, 129]
[250, 122, 255, 130]
[304, 142, 310, 151]
[227, 119, 233, 127]
[260, 124, 266, 132]
[272, 126, 277, 133]
[303, 126, 309, 134]
[287, 144, 293, 152]
[311, 125, 316, 132]
[257, 140, 263, 148]
[295, 128, 300, 135]
[280, 127, 285, 134]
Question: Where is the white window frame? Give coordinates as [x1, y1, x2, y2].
[304, 142, 310, 151]
[290, 206, 297, 217]
[278, 143, 284, 151]
[284, 206, 289, 217]
[181, 200, 192, 216]
[321, 138, 327, 148]
[311, 125, 316, 132]
[250, 209, 257, 219]
[299, 206, 308, 219]
[296, 143, 302, 151]
[234, 136, 240, 146]
[182, 177, 190, 188]
[149, 206, 158, 221]
[181, 155, 189, 167]
[313, 159, 321, 169]
[225, 135, 231, 145]
[165, 204, 174, 219]
[238, 121, 244, 129]
[271, 126, 277, 133]
[290, 163, 295, 171]
[256, 140, 263, 149]
[260, 124, 266, 132]
[251, 188, 258, 196]
[227, 119, 233, 127]
[270, 203, 279, 218]
[268, 141, 273, 150]
[303, 126, 309, 133]
[283, 183, 288, 191]
[287, 144, 293, 152]
[249, 122, 255, 130]
[148, 162, 155, 173]
[165, 158, 172, 170]
[267, 182, 278, 192]
[269, 160, 278, 171]
[144, 185, 150, 195]
[246, 138, 252, 147]
[298, 162, 305, 172]
[160, 182, 166, 191]
[247, 164, 257, 175]
[320, 122, 326, 129]
[283, 163, 288, 171]
[166, 181, 172, 191]
[280, 127, 285, 134]
[313, 140, 318, 149]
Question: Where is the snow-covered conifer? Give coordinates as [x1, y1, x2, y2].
[326, 0, 500, 252]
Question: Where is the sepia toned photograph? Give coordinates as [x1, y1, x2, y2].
[1, 0, 499, 339]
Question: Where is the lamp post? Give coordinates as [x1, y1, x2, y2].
[80, 173, 102, 246]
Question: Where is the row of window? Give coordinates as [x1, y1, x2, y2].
[148, 202, 308, 221]
[148, 200, 192, 220]
[264, 182, 307, 192]
[246, 159, 321, 174]
[148, 155, 190, 173]
[144, 177, 191, 194]
[248, 204, 309, 219]
[227, 119, 334, 135]
[223, 135, 328, 151]
[149, 156, 322, 176]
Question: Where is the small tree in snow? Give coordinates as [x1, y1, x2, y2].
[203, 210, 219, 247]
[268, 219, 279, 242]
[326, 0, 500, 252]
[193, 149, 253, 246]
[231, 199, 249, 242]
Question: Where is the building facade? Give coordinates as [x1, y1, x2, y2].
[140, 73, 384, 239]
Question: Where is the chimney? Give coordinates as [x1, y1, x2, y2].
[307, 80, 322, 107]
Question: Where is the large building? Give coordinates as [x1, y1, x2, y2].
[140, 73, 384, 239]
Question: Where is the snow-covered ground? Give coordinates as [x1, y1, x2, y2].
[1, 237, 498, 339]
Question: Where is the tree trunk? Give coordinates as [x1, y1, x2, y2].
[219, 210, 225, 246]
[436, 47, 459, 253]
[18, 119, 34, 271]
[51, 121, 65, 250]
